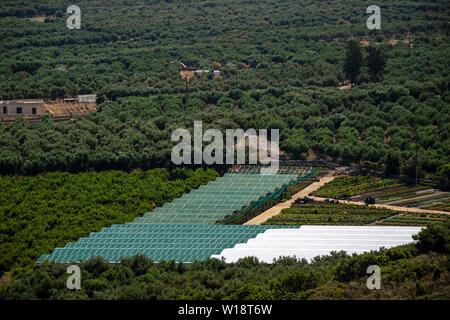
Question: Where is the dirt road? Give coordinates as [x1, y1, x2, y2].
[244, 172, 449, 225]
[244, 172, 337, 225]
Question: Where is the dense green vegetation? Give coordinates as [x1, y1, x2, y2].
[263, 203, 398, 225]
[1, 220, 448, 300]
[0, 168, 218, 275]
[1, 0, 447, 99]
[0, 0, 449, 178]
[438, 164, 450, 189]
[312, 175, 404, 199]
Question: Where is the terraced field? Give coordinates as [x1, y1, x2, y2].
[383, 191, 450, 211]
[313, 175, 449, 214]
[311, 175, 404, 199]
[426, 200, 450, 212]
[367, 187, 450, 212]
[373, 187, 439, 204]
[263, 203, 398, 226]
[376, 212, 448, 226]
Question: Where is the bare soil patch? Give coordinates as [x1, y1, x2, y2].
[179, 70, 195, 81]
[44, 103, 96, 117]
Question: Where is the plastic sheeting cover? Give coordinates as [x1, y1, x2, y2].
[211, 225, 423, 263]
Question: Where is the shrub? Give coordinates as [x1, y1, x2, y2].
[414, 219, 450, 254]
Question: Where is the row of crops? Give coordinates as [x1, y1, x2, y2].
[377, 212, 448, 226]
[374, 186, 434, 204]
[311, 175, 404, 199]
[263, 203, 397, 225]
[426, 200, 450, 212]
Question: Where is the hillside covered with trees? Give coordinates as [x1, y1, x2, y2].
[0, 0, 448, 98]
[0, 0, 448, 180]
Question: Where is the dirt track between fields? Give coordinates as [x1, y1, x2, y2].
[244, 172, 337, 225]
[244, 172, 449, 225]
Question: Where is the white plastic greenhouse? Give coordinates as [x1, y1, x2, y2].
[211, 225, 423, 263]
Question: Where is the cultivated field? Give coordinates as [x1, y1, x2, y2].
[376, 212, 447, 226]
[311, 175, 404, 199]
[263, 203, 398, 226]
[312, 175, 449, 214]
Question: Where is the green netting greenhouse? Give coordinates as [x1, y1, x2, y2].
[37, 224, 300, 263]
[37, 171, 313, 263]
[135, 173, 303, 224]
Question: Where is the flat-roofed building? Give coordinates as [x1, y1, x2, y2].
[77, 94, 97, 104]
[0, 99, 44, 117]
